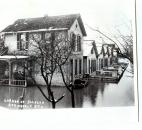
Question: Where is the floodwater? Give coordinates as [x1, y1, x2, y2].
[0, 63, 134, 109]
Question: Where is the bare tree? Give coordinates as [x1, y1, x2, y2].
[23, 32, 65, 109]
[12, 30, 77, 108]
[53, 33, 76, 108]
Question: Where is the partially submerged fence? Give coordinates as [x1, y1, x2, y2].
[0, 79, 27, 87]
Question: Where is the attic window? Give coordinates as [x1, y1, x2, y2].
[76, 24, 78, 28]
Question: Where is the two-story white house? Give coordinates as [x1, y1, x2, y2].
[0, 14, 87, 86]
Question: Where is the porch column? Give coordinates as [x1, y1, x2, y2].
[8, 60, 12, 85]
[90, 59, 92, 73]
[81, 57, 83, 74]
[77, 59, 79, 75]
[24, 60, 27, 87]
[72, 59, 75, 81]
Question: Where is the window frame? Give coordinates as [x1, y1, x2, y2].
[77, 35, 81, 51]
[17, 32, 29, 51]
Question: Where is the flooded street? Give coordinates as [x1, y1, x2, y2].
[0, 63, 134, 109]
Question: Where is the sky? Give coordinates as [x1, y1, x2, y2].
[0, 0, 135, 54]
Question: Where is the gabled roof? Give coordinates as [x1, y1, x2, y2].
[2, 14, 87, 36]
[99, 44, 116, 57]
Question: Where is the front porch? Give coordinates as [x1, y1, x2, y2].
[0, 55, 28, 87]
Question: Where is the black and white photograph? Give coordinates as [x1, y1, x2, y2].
[0, 0, 140, 129]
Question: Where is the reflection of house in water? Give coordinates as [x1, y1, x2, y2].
[82, 80, 105, 106]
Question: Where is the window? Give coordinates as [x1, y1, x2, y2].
[45, 32, 51, 41]
[104, 58, 108, 67]
[79, 59, 82, 74]
[25, 32, 29, 49]
[17, 33, 29, 50]
[27, 60, 35, 76]
[88, 59, 90, 74]
[99, 59, 101, 70]
[70, 33, 76, 51]
[41, 32, 45, 40]
[70, 33, 81, 52]
[101, 59, 103, 69]
[91, 60, 96, 72]
[110, 57, 112, 65]
[75, 59, 78, 75]
[17, 33, 21, 50]
[77, 35, 81, 51]
[57, 32, 66, 40]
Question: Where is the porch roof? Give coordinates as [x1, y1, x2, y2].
[0, 55, 29, 60]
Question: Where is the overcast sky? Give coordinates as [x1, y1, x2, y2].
[0, 0, 135, 54]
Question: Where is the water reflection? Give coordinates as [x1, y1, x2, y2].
[0, 64, 134, 109]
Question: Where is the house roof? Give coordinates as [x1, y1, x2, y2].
[1, 14, 87, 36]
[99, 44, 116, 57]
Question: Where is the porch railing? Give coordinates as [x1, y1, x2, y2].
[0, 79, 9, 85]
[0, 79, 27, 87]
[74, 74, 83, 79]
[11, 80, 27, 87]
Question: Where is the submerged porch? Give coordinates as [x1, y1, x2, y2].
[0, 55, 28, 87]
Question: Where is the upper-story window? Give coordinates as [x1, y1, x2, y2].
[41, 31, 45, 41]
[45, 32, 52, 43]
[70, 33, 81, 52]
[70, 33, 76, 51]
[17, 33, 29, 50]
[77, 35, 81, 51]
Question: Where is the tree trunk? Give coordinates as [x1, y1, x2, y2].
[71, 90, 75, 108]
[52, 101, 56, 109]
[50, 91, 56, 109]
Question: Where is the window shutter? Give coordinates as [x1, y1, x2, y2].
[26, 32, 29, 49]
[71, 33, 76, 51]
[79, 36, 81, 51]
[17, 33, 20, 50]
[79, 59, 82, 74]
[75, 59, 78, 75]
[41, 32, 45, 40]
[77, 35, 81, 51]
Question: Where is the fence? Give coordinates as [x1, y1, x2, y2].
[0, 79, 27, 87]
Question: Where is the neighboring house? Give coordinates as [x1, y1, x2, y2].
[97, 44, 118, 70]
[98, 44, 105, 70]
[87, 41, 98, 74]
[84, 42, 118, 76]
[0, 14, 87, 86]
